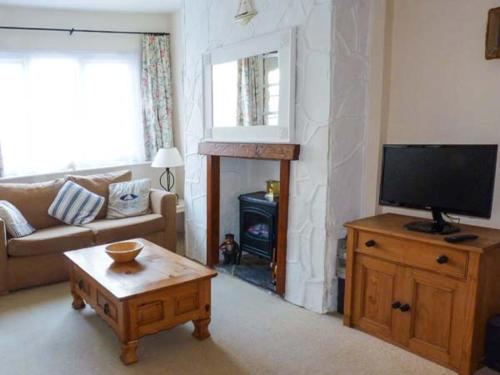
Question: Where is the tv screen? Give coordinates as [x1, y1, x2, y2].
[379, 145, 498, 218]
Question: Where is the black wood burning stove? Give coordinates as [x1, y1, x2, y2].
[238, 192, 278, 263]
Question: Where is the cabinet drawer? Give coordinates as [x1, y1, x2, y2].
[356, 231, 468, 279]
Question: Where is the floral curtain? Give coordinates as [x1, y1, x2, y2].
[237, 56, 261, 126]
[141, 35, 173, 160]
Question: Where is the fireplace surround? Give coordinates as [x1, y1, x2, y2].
[199, 141, 300, 295]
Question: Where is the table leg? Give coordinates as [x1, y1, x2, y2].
[192, 318, 211, 340]
[71, 291, 85, 310]
[120, 340, 138, 365]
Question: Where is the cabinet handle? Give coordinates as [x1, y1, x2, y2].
[399, 304, 411, 312]
[436, 255, 449, 264]
[103, 303, 110, 315]
[365, 240, 376, 247]
[392, 301, 401, 309]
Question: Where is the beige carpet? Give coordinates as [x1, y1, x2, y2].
[0, 274, 498, 375]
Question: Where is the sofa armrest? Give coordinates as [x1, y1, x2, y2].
[150, 189, 177, 252]
[0, 219, 8, 294]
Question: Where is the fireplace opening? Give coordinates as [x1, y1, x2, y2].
[217, 191, 278, 292]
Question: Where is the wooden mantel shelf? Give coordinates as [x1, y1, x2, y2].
[199, 141, 300, 161]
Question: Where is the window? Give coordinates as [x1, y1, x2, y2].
[262, 53, 279, 126]
[0, 52, 145, 177]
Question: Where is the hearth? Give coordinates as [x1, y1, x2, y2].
[216, 191, 278, 292]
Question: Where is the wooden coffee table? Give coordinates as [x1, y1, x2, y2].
[64, 238, 217, 365]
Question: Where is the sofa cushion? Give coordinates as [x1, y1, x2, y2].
[8, 225, 94, 257]
[0, 200, 35, 237]
[107, 179, 151, 219]
[48, 181, 104, 225]
[0, 179, 65, 229]
[82, 214, 164, 244]
[66, 170, 132, 219]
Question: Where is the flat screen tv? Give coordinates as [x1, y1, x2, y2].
[379, 144, 498, 234]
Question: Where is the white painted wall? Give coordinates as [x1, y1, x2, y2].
[362, 0, 392, 218]
[169, 9, 185, 199]
[0, 5, 185, 198]
[365, 0, 500, 229]
[181, 0, 372, 313]
[0, 6, 171, 52]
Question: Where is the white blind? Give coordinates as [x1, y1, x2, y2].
[0, 52, 145, 177]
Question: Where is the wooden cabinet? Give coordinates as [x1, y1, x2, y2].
[352, 255, 402, 341]
[404, 268, 467, 368]
[344, 214, 500, 375]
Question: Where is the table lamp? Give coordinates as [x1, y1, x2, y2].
[151, 147, 184, 192]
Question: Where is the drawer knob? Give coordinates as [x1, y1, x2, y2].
[78, 280, 84, 290]
[365, 240, 376, 248]
[436, 255, 449, 264]
[399, 304, 411, 312]
[103, 303, 110, 315]
[392, 301, 401, 309]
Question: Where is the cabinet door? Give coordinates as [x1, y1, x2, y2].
[352, 255, 405, 342]
[401, 268, 467, 369]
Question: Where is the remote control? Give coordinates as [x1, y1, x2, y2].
[444, 234, 479, 243]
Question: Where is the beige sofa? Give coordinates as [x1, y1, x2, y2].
[0, 170, 176, 294]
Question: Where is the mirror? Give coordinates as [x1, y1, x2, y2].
[212, 51, 279, 128]
[203, 27, 296, 143]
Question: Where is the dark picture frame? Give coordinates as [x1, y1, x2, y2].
[486, 7, 500, 59]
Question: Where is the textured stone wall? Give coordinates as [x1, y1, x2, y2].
[182, 0, 371, 313]
[325, 0, 372, 310]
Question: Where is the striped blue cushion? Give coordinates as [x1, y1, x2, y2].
[48, 181, 104, 225]
[0, 200, 35, 238]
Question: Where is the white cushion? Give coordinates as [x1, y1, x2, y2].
[48, 181, 104, 225]
[107, 179, 151, 219]
[0, 200, 36, 238]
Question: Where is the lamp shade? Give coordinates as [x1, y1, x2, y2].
[151, 147, 184, 168]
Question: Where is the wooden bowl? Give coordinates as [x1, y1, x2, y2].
[105, 241, 143, 263]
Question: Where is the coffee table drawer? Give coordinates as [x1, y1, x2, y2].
[137, 301, 164, 326]
[73, 268, 94, 302]
[172, 283, 200, 316]
[131, 282, 206, 337]
[356, 231, 468, 278]
[96, 290, 119, 323]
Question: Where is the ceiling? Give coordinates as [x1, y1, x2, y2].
[0, 0, 182, 13]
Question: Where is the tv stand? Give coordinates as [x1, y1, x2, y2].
[344, 213, 500, 374]
[404, 208, 460, 234]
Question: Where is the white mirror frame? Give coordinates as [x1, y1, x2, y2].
[202, 27, 296, 143]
